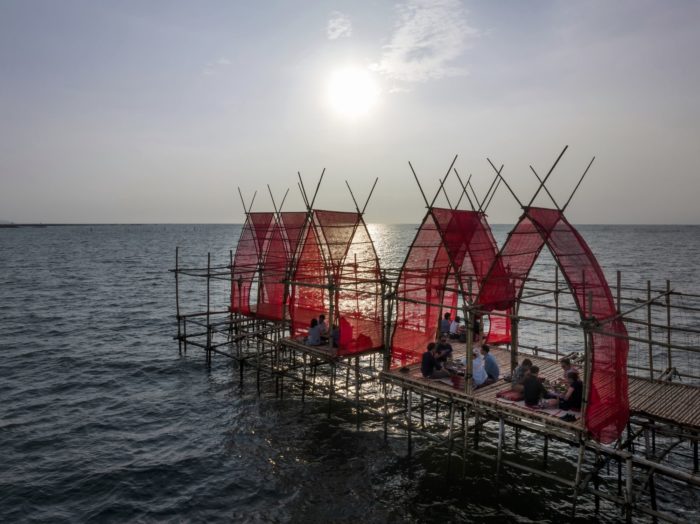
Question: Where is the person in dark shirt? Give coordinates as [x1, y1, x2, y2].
[480, 344, 499, 383]
[472, 314, 483, 343]
[522, 365, 546, 407]
[435, 335, 453, 362]
[511, 358, 532, 392]
[547, 371, 583, 411]
[421, 343, 450, 379]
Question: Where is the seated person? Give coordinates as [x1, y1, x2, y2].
[435, 335, 453, 362]
[546, 371, 583, 411]
[449, 316, 464, 339]
[440, 313, 451, 335]
[318, 314, 329, 339]
[306, 318, 322, 346]
[480, 344, 499, 384]
[522, 365, 546, 407]
[472, 350, 488, 388]
[511, 358, 533, 392]
[421, 342, 451, 379]
[472, 314, 483, 343]
[559, 357, 578, 381]
[330, 324, 340, 348]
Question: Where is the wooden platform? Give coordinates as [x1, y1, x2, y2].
[383, 343, 700, 435]
[628, 377, 700, 431]
[278, 337, 384, 362]
[382, 344, 585, 435]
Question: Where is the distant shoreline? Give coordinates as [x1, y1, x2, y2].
[1, 223, 698, 228]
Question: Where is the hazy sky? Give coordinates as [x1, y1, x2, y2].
[1, 0, 698, 224]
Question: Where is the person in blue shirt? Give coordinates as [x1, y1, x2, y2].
[306, 318, 322, 346]
[480, 344, 499, 385]
[421, 342, 450, 379]
[440, 312, 451, 335]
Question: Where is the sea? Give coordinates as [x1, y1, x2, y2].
[1, 224, 699, 523]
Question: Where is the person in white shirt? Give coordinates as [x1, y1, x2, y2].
[449, 316, 459, 338]
[472, 350, 487, 387]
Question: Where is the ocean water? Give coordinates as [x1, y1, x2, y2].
[1, 224, 699, 523]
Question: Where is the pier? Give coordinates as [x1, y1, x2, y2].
[172, 154, 700, 522]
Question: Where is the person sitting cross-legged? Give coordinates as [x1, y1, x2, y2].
[435, 335, 453, 363]
[522, 365, 547, 407]
[472, 350, 488, 388]
[511, 358, 533, 392]
[421, 342, 451, 379]
[306, 318, 322, 346]
[546, 371, 583, 411]
[480, 344, 499, 386]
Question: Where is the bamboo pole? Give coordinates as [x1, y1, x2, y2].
[647, 280, 654, 379]
[176, 247, 181, 354]
[555, 265, 559, 360]
[464, 277, 473, 396]
[511, 310, 519, 377]
[206, 252, 211, 366]
[581, 291, 593, 431]
[666, 280, 672, 372]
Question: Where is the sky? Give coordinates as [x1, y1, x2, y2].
[1, 0, 699, 224]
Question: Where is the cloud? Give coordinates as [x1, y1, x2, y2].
[203, 56, 232, 75]
[371, 0, 477, 83]
[327, 12, 352, 40]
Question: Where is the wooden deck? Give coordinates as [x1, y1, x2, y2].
[628, 377, 700, 430]
[278, 337, 384, 362]
[383, 343, 700, 434]
[382, 344, 585, 435]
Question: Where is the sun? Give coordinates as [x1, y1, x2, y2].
[326, 66, 380, 119]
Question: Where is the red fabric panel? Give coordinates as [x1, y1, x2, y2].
[256, 221, 288, 321]
[287, 211, 383, 356]
[289, 224, 327, 336]
[478, 207, 629, 443]
[336, 220, 383, 355]
[231, 216, 260, 315]
[249, 212, 275, 257]
[477, 216, 544, 311]
[486, 312, 511, 344]
[390, 209, 499, 367]
[390, 213, 453, 367]
[279, 211, 308, 263]
[314, 210, 360, 268]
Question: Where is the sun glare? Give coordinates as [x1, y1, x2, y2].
[326, 67, 379, 119]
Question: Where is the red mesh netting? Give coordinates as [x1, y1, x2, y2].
[255, 211, 310, 321]
[255, 221, 287, 320]
[289, 210, 383, 356]
[486, 313, 511, 344]
[478, 207, 629, 444]
[231, 212, 274, 315]
[280, 211, 308, 265]
[390, 209, 500, 368]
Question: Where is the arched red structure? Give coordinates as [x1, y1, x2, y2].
[255, 211, 309, 320]
[390, 208, 505, 368]
[231, 210, 310, 320]
[288, 210, 383, 356]
[477, 206, 629, 444]
[230, 212, 275, 316]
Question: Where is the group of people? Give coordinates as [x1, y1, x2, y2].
[511, 357, 583, 410]
[440, 312, 482, 344]
[420, 332, 583, 411]
[421, 335, 500, 389]
[305, 314, 339, 347]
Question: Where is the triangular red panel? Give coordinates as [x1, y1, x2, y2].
[477, 207, 629, 444]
